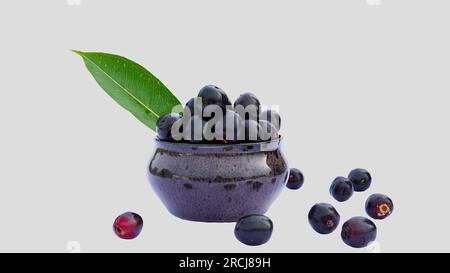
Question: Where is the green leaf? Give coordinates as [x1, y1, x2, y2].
[72, 50, 182, 131]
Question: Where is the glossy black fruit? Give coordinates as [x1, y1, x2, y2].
[183, 116, 204, 142]
[341, 217, 377, 248]
[258, 120, 279, 141]
[348, 168, 372, 192]
[260, 110, 281, 130]
[365, 193, 394, 220]
[156, 113, 182, 141]
[198, 85, 231, 114]
[330, 177, 354, 202]
[308, 203, 340, 234]
[286, 168, 304, 190]
[241, 120, 262, 142]
[234, 215, 273, 246]
[185, 97, 202, 117]
[202, 110, 242, 142]
[210, 110, 243, 141]
[234, 93, 260, 121]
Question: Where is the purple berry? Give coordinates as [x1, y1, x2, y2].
[198, 85, 231, 113]
[208, 110, 243, 141]
[234, 215, 273, 246]
[286, 168, 304, 190]
[365, 193, 394, 220]
[156, 113, 182, 141]
[234, 93, 260, 121]
[185, 97, 202, 117]
[348, 168, 372, 192]
[260, 110, 281, 130]
[308, 203, 340, 234]
[241, 119, 262, 142]
[258, 120, 279, 141]
[341, 217, 377, 248]
[330, 176, 354, 202]
[183, 116, 204, 142]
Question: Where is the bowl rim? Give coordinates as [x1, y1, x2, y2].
[154, 136, 283, 153]
[155, 136, 282, 146]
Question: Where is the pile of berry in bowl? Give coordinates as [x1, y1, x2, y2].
[148, 85, 289, 222]
[155, 85, 281, 143]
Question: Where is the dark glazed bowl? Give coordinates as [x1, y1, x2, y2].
[148, 138, 289, 222]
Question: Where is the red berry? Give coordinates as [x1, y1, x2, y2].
[113, 212, 143, 240]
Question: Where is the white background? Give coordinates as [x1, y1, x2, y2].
[0, 0, 449, 252]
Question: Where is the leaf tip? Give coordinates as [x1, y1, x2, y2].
[70, 49, 84, 56]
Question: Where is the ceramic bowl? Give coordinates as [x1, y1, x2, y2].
[148, 138, 289, 222]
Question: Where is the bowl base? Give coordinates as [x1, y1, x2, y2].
[166, 207, 270, 223]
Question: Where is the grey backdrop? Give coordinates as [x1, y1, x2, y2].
[0, 0, 449, 252]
